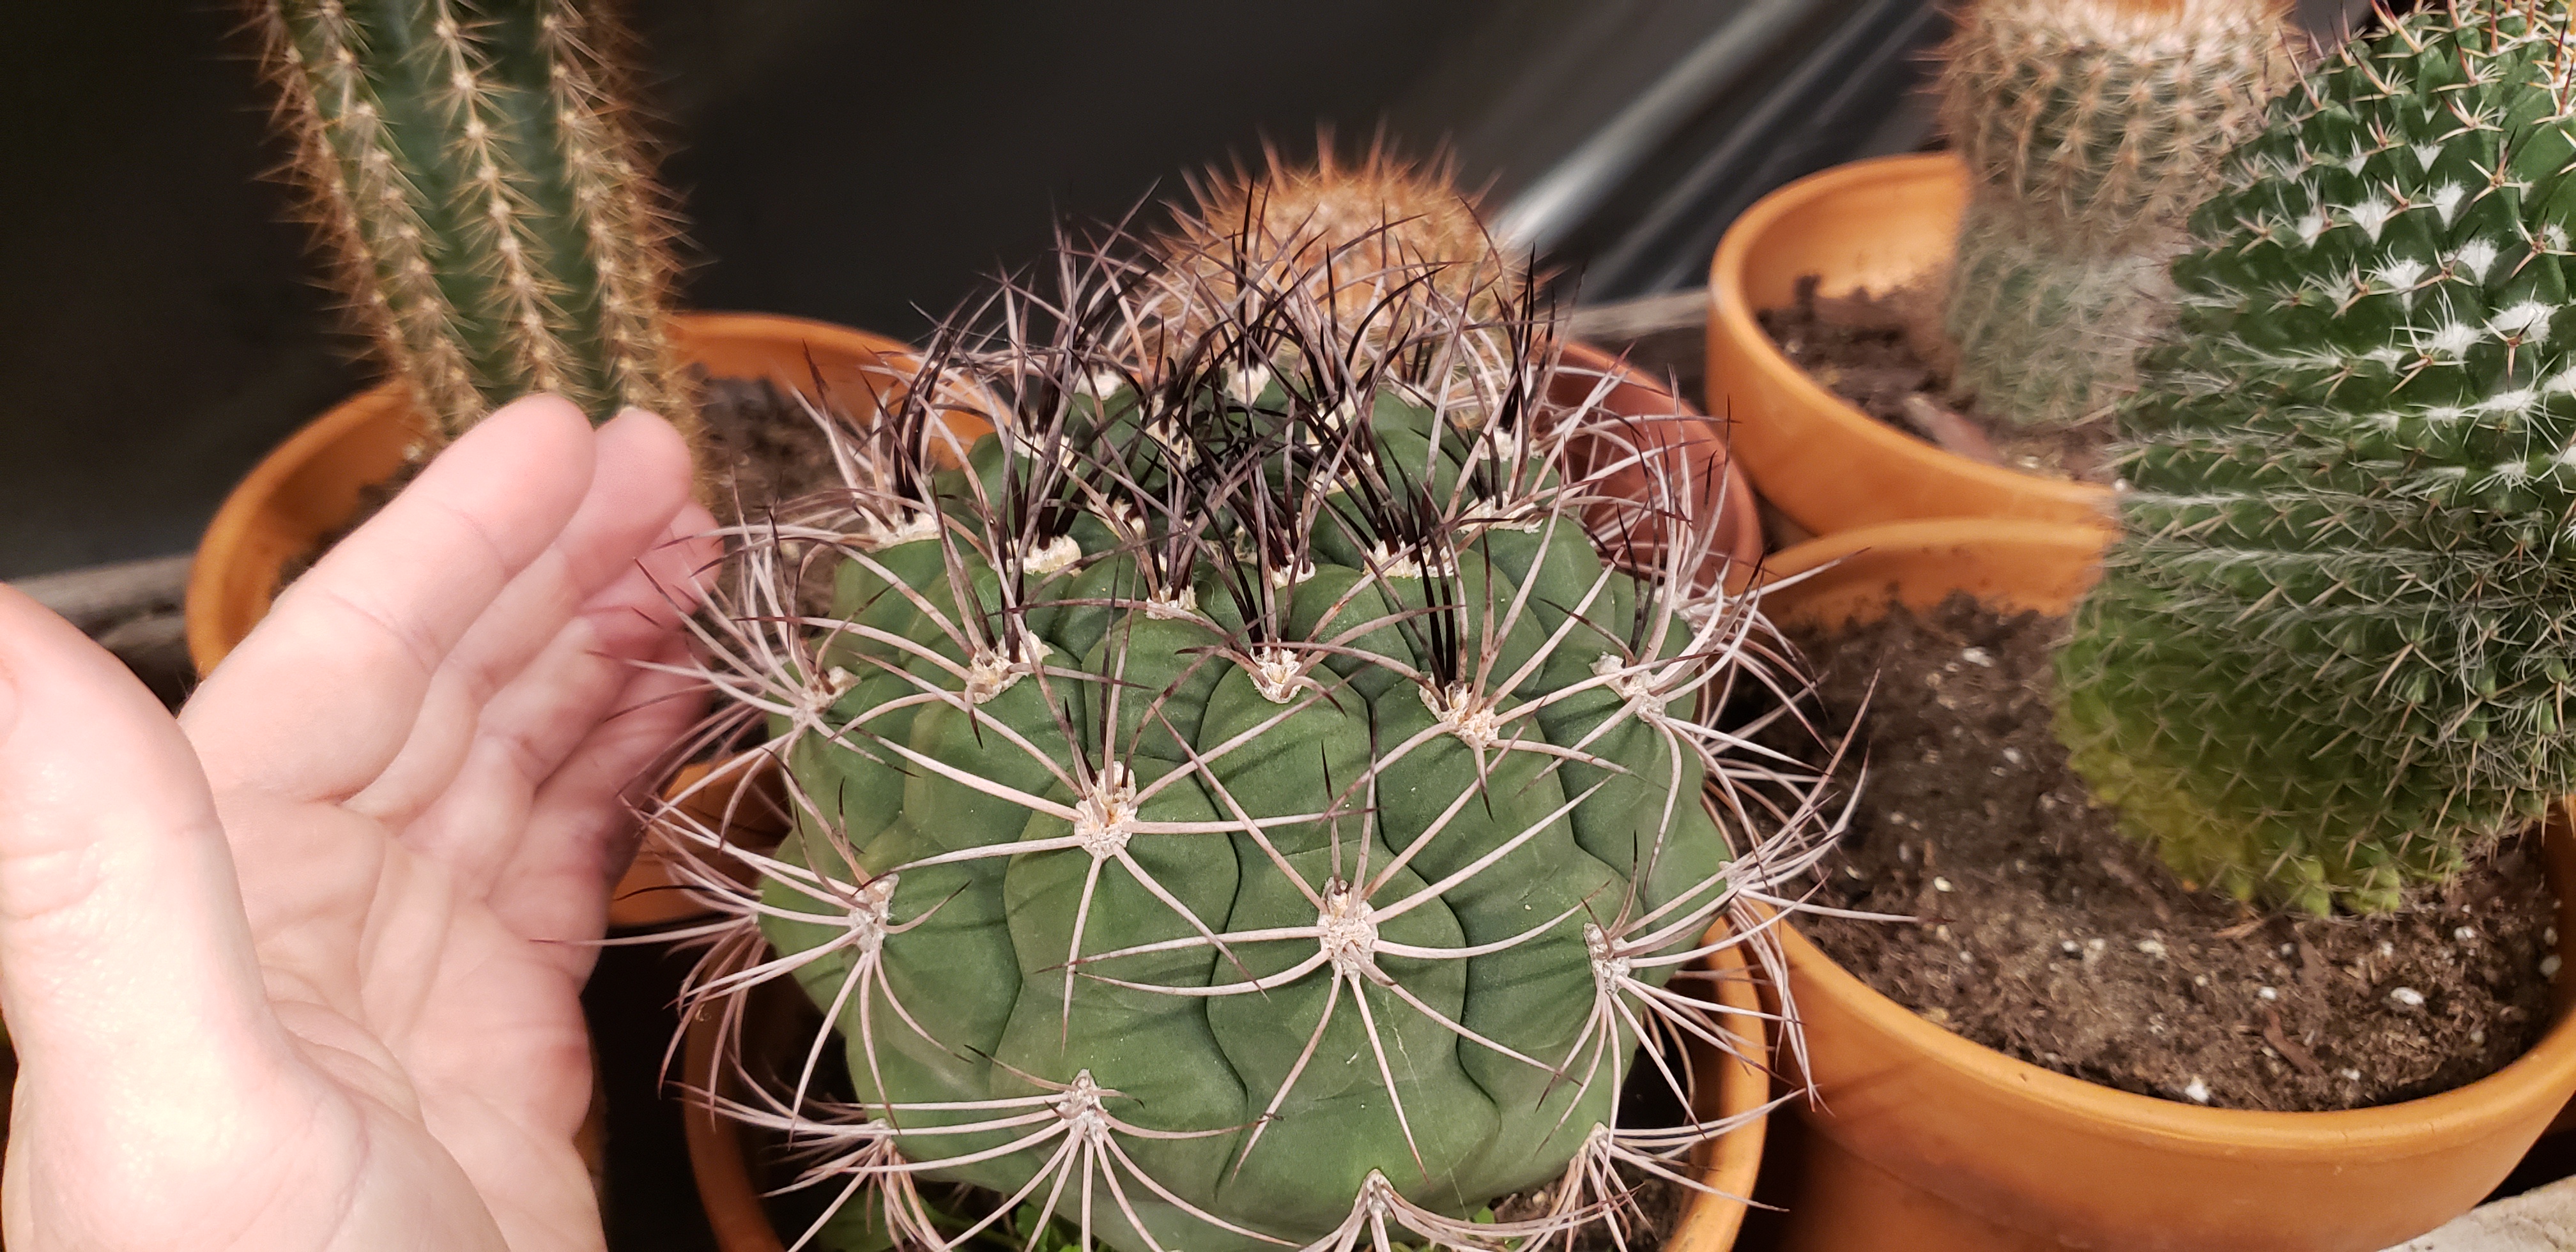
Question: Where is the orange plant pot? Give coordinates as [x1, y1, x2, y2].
[183, 312, 940, 676]
[1753, 519, 2576, 1251]
[679, 913, 1774, 1252]
[1552, 339, 1765, 581]
[1706, 155, 2116, 537]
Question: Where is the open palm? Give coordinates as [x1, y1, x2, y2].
[0, 398, 712, 1251]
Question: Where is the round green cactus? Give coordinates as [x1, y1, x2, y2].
[2057, 0, 2576, 913]
[1939, 0, 2297, 429]
[663, 224, 1821, 1250]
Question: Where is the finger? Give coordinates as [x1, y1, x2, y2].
[344, 410, 698, 826]
[400, 510, 716, 892]
[0, 589, 302, 1125]
[489, 635, 709, 958]
[183, 395, 598, 802]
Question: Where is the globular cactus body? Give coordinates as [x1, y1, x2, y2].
[1940, 0, 2297, 428]
[2057, 0, 2576, 913]
[670, 209, 1820, 1251]
[258, 0, 692, 441]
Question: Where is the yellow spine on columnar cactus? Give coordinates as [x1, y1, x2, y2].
[254, 0, 695, 447]
[1939, 0, 2299, 429]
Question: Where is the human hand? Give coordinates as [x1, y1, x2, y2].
[0, 397, 714, 1251]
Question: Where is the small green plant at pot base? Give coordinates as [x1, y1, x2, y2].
[654, 209, 1833, 1250]
[254, 0, 696, 445]
[2055, 0, 2576, 916]
[1938, 0, 2298, 430]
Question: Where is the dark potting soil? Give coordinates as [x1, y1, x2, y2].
[1781, 594, 2559, 1112]
[1757, 275, 2117, 485]
[696, 373, 847, 527]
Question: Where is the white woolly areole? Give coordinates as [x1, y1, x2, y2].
[1247, 646, 1314, 703]
[1363, 541, 1452, 581]
[1423, 680, 1505, 750]
[2343, 197, 2394, 240]
[1583, 920, 1632, 986]
[1591, 652, 1671, 725]
[2491, 302, 2554, 341]
[1019, 533, 1083, 577]
[1054, 1071, 1114, 1142]
[1266, 556, 1319, 590]
[2419, 321, 2485, 358]
[1144, 586, 1200, 620]
[963, 633, 1050, 704]
[802, 665, 859, 719]
[850, 510, 940, 552]
[2451, 238, 2499, 280]
[848, 873, 900, 961]
[2434, 183, 2469, 225]
[1073, 762, 1140, 859]
[1315, 882, 1382, 981]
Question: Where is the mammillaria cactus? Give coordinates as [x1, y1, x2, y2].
[1939, 0, 2297, 429]
[2055, 0, 2576, 914]
[254, 0, 694, 444]
[656, 212, 1830, 1249]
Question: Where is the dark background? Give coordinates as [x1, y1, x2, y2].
[0, 0, 1949, 580]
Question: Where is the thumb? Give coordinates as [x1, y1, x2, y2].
[0, 587, 294, 1125]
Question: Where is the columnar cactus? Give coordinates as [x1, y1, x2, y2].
[1939, 0, 2297, 428]
[2056, 0, 2576, 913]
[255, 0, 694, 443]
[659, 217, 1828, 1250]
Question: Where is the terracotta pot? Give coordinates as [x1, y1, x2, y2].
[183, 312, 941, 676]
[682, 914, 1774, 1252]
[1754, 518, 2576, 1252]
[612, 754, 790, 929]
[1706, 155, 2116, 537]
[1552, 339, 1766, 581]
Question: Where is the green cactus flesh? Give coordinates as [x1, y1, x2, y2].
[673, 246, 1804, 1251]
[1939, 0, 2295, 428]
[262, 0, 689, 440]
[2056, 0, 2576, 914]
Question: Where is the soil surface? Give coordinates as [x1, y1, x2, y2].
[1758, 275, 2116, 485]
[1779, 594, 2559, 1112]
[697, 373, 847, 526]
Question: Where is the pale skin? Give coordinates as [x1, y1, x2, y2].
[0, 396, 713, 1251]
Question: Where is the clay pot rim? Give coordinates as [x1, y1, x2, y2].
[1762, 515, 2576, 1151]
[184, 310, 928, 677]
[1705, 153, 2113, 514]
[679, 835, 1775, 1252]
[1551, 338, 1767, 574]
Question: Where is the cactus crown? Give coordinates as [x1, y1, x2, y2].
[656, 204, 1828, 1250]
[255, 0, 693, 445]
[2056, 0, 2576, 913]
[1939, 0, 2299, 429]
